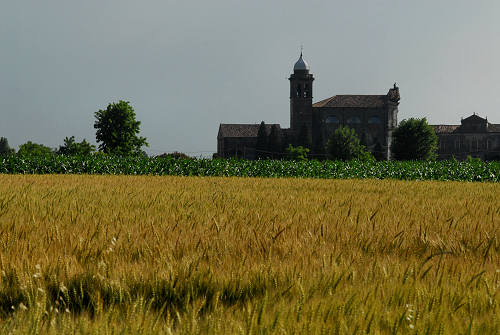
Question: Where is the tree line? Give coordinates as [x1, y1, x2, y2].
[1, 101, 148, 157]
[1, 100, 438, 161]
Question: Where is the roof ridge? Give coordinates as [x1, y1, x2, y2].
[313, 94, 387, 108]
[333, 94, 386, 96]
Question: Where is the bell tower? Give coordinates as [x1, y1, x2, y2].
[289, 52, 314, 140]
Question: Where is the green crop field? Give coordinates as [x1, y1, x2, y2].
[1, 155, 499, 181]
[0, 175, 499, 334]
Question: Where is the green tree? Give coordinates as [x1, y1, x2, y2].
[255, 121, 268, 159]
[286, 144, 309, 161]
[17, 141, 53, 156]
[326, 126, 372, 161]
[391, 118, 438, 160]
[94, 101, 148, 155]
[0, 137, 15, 155]
[57, 136, 96, 155]
[267, 124, 281, 158]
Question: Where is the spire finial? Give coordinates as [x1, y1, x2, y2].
[300, 44, 303, 57]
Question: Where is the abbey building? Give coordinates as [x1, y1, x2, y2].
[432, 114, 500, 160]
[217, 53, 400, 160]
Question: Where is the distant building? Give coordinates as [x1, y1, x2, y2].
[217, 123, 281, 159]
[432, 114, 500, 160]
[217, 53, 400, 160]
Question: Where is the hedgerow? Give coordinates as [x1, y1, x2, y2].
[0, 155, 498, 182]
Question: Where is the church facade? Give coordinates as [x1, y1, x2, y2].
[217, 53, 400, 160]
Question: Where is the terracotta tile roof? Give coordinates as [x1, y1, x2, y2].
[432, 125, 460, 134]
[313, 95, 387, 108]
[218, 124, 281, 138]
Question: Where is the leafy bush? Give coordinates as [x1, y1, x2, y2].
[285, 144, 309, 161]
[156, 152, 192, 160]
[17, 141, 53, 156]
[57, 136, 96, 155]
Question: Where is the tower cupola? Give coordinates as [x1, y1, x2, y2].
[293, 53, 310, 73]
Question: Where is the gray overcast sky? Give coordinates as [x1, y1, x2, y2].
[1, 1, 499, 155]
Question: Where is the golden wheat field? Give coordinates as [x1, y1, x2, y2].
[0, 175, 498, 334]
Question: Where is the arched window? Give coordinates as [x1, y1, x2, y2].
[304, 84, 309, 98]
[296, 85, 301, 97]
[347, 116, 361, 124]
[368, 116, 381, 124]
[326, 116, 339, 124]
